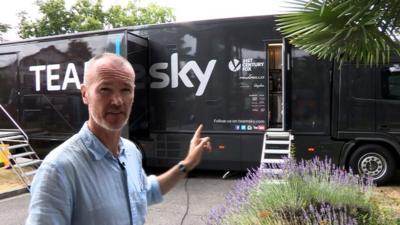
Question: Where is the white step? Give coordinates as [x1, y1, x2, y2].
[261, 168, 284, 174]
[0, 135, 25, 141]
[265, 140, 290, 145]
[23, 170, 38, 177]
[266, 132, 290, 138]
[263, 149, 290, 154]
[10, 152, 36, 159]
[7, 143, 29, 150]
[261, 158, 285, 164]
[15, 159, 42, 167]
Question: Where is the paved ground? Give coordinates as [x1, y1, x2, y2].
[0, 171, 238, 225]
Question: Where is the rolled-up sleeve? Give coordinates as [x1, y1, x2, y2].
[145, 174, 163, 205]
[26, 163, 72, 225]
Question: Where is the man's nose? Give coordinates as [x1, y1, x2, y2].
[110, 93, 123, 105]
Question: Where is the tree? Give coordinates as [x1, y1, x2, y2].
[276, 0, 400, 66]
[107, 2, 175, 27]
[0, 23, 11, 42]
[18, 0, 175, 39]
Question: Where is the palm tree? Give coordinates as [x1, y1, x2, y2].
[276, 0, 400, 66]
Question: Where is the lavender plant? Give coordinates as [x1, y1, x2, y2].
[206, 157, 396, 225]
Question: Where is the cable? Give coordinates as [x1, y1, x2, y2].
[180, 177, 190, 225]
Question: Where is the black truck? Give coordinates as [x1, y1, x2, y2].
[0, 15, 399, 184]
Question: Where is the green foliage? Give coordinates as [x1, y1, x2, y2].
[277, 0, 400, 67]
[0, 22, 11, 41]
[107, 2, 175, 27]
[208, 158, 398, 225]
[18, 0, 175, 38]
[0, 23, 11, 33]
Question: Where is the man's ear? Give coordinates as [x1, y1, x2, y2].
[81, 84, 88, 105]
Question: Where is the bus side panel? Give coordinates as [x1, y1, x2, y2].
[290, 49, 331, 134]
[145, 133, 242, 170]
[0, 53, 19, 128]
[135, 16, 280, 170]
[16, 32, 127, 139]
[294, 135, 345, 165]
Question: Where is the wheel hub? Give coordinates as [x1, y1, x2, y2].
[358, 153, 386, 179]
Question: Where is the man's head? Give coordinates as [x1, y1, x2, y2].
[81, 53, 135, 132]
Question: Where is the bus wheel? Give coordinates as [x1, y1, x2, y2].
[349, 144, 395, 185]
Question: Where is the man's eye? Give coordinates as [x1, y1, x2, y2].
[100, 87, 111, 93]
[122, 88, 132, 94]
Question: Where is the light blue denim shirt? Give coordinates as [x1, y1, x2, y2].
[26, 123, 163, 225]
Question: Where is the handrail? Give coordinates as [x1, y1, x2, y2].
[0, 104, 29, 141]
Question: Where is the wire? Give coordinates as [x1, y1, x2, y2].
[179, 177, 190, 225]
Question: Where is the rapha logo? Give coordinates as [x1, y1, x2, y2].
[228, 59, 241, 72]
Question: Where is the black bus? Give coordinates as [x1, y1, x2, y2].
[0, 15, 399, 184]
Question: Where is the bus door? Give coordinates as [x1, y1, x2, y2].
[266, 39, 291, 131]
[127, 32, 150, 138]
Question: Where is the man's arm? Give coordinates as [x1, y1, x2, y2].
[156, 124, 211, 195]
[26, 163, 72, 225]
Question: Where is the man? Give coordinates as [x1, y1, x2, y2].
[26, 53, 212, 225]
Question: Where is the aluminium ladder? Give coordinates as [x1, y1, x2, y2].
[260, 130, 294, 174]
[0, 104, 42, 190]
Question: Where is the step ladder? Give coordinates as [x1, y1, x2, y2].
[260, 130, 294, 174]
[0, 104, 42, 190]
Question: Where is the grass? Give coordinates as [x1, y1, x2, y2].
[207, 158, 399, 225]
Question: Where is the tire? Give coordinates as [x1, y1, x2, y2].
[349, 144, 396, 185]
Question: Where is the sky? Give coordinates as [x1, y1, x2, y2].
[1, 0, 289, 41]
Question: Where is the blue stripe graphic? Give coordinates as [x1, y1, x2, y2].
[115, 34, 121, 56]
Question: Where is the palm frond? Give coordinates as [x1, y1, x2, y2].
[277, 0, 400, 67]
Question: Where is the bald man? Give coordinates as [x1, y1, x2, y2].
[26, 53, 211, 225]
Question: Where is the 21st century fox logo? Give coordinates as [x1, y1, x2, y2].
[228, 59, 241, 72]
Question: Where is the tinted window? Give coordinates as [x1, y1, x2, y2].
[382, 66, 400, 99]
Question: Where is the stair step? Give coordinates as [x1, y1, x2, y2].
[10, 152, 36, 159]
[263, 149, 290, 154]
[0, 131, 22, 138]
[15, 159, 42, 167]
[0, 135, 25, 141]
[266, 132, 290, 137]
[262, 168, 284, 174]
[265, 140, 290, 145]
[23, 170, 38, 177]
[7, 143, 30, 150]
[261, 158, 286, 164]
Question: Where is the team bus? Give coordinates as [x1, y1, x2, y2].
[0, 15, 399, 184]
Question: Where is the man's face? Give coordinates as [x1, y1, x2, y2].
[82, 57, 135, 131]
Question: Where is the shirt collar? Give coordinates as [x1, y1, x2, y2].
[79, 122, 126, 160]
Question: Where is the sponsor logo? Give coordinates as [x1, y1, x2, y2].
[30, 63, 85, 91]
[228, 59, 241, 72]
[29, 53, 217, 96]
[150, 53, 217, 96]
[257, 124, 266, 130]
[253, 83, 265, 88]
